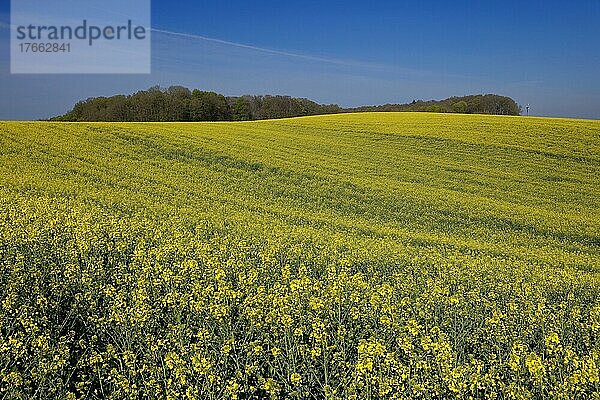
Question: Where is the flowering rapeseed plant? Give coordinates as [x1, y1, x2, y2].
[0, 113, 599, 398]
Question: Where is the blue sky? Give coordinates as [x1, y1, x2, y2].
[1, 0, 599, 120]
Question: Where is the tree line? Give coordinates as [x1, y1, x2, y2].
[52, 86, 342, 122]
[52, 87, 521, 122]
[347, 94, 521, 116]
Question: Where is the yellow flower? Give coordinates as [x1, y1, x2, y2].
[264, 378, 280, 395]
[215, 268, 226, 280]
[545, 332, 560, 350]
[407, 319, 420, 336]
[290, 373, 302, 385]
[227, 380, 240, 399]
[221, 343, 232, 355]
[271, 347, 282, 357]
[525, 353, 545, 380]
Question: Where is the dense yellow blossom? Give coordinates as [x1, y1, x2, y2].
[0, 113, 599, 398]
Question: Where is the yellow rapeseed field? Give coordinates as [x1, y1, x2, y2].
[0, 112, 599, 399]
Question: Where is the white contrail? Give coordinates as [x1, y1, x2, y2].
[151, 28, 380, 68]
[0, 17, 427, 75]
[0, 19, 378, 69]
[5, 1, 363, 67]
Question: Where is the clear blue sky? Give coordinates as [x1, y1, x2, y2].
[1, 0, 599, 119]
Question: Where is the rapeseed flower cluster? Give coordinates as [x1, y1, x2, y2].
[1, 114, 599, 398]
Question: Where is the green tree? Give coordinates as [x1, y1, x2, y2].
[232, 98, 252, 121]
[190, 90, 231, 121]
[452, 101, 468, 114]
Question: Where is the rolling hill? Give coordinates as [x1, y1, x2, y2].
[1, 113, 599, 398]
